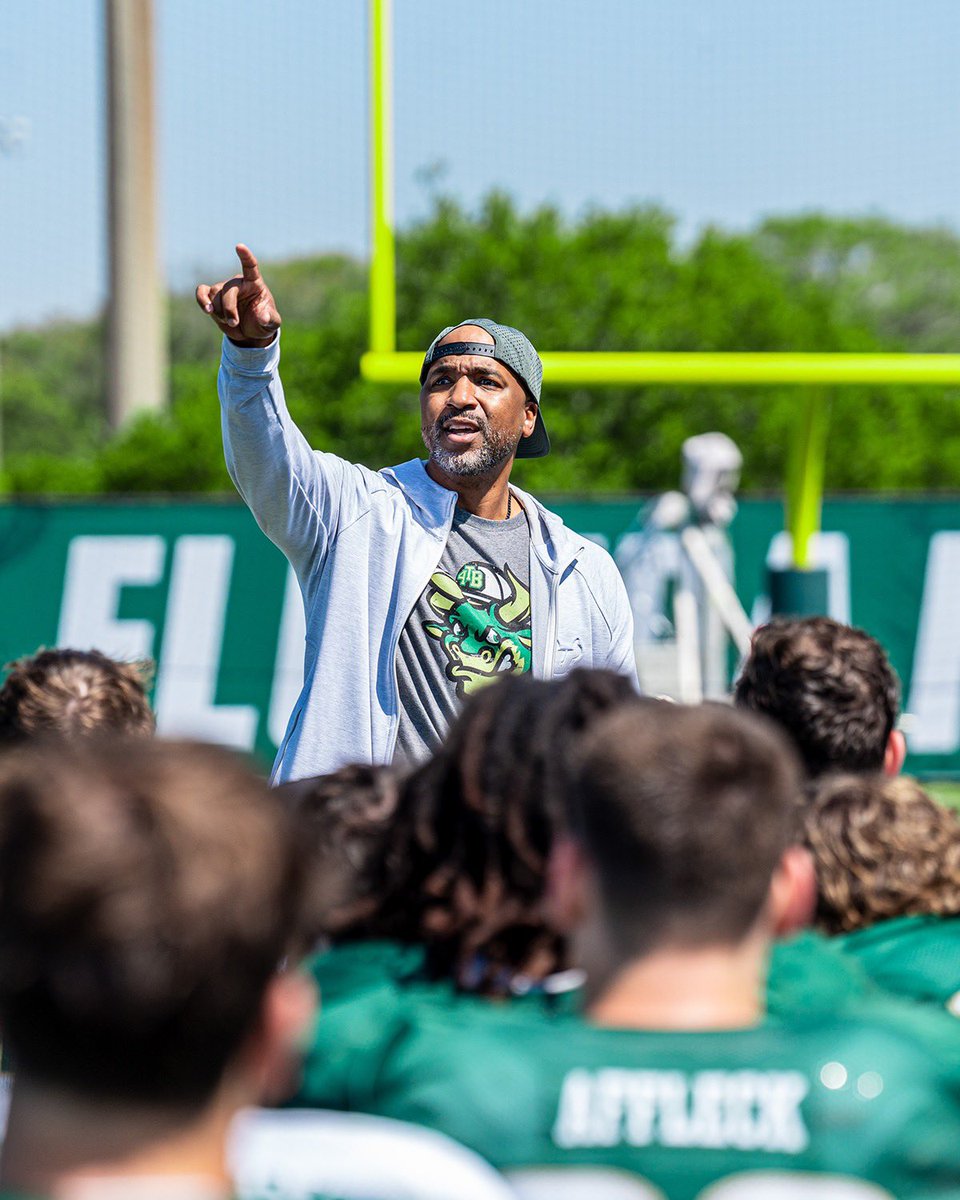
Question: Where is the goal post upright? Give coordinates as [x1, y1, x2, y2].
[785, 390, 830, 571]
[369, 0, 395, 355]
[359, 1, 960, 574]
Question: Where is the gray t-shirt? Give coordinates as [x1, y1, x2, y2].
[394, 505, 532, 765]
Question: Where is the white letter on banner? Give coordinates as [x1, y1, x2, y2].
[57, 536, 166, 658]
[269, 566, 306, 748]
[154, 536, 258, 748]
[907, 533, 960, 754]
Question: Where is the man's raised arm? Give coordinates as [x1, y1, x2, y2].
[197, 245, 367, 585]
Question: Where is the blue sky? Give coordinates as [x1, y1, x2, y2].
[2, 0, 960, 330]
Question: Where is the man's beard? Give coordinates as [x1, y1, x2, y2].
[423, 414, 521, 477]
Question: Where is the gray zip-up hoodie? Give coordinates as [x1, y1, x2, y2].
[220, 335, 638, 782]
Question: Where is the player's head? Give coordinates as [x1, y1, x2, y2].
[805, 773, 960, 934]
[311, 669, 634, 993]
[0, 648, 155, 745]
[419, 319, 547, 477]
[0, 739, 311, 1116]
[733, 617, 904, 780]
[279, 762, 402, 944]
[555, 701, 808, 968]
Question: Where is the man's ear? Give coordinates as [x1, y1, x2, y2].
[884, 729, 907, 777]
[769, 845, 817, 938]
[248, 970, 318, 1105]
[522, 400, 539, 439]
[546, 834, 589, 934]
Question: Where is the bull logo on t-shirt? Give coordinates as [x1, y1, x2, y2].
[423, 562, 533, 698]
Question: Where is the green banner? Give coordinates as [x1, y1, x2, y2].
[0, 496, 956, 774]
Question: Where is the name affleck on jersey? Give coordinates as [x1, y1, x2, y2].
[553, 1068, 810, 1154]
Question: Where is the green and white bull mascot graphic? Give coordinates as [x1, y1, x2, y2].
[423, 562, 533, 698]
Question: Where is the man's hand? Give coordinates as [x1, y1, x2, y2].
[195, 244, 281, 347]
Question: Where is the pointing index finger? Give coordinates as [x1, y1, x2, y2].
[236, 243, 261, 283]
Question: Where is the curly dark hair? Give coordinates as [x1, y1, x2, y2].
[291, 669, 635, 994]
[805, 773, 960, 935]
[733, 617, 899, 778]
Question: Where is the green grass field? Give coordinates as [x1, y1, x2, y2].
[928, 780, 960, 810]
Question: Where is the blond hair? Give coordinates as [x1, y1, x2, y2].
[805, 774, 960, 934]
[0, 649, 155, 744]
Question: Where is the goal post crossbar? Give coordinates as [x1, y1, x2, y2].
[363, 0, 955, 573]
[361, 350, 960, 387]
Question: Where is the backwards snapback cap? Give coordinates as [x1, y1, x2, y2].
[420, 317, 549, 459]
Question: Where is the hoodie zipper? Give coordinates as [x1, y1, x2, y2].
[538, 542, 584, 680]
[543, 569, 560, 679]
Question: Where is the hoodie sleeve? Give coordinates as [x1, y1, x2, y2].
[601, 561, 640, 688]
[219, 335, 375, 586]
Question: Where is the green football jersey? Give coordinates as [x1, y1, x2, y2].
[293, 940, 580, 1111]
[295, 934, 886, 1116]
[837, 915, 960, 1013]
[767, 930, 877, 1016]
[294, 940, 431, 1109]
[365, 1004, 960, 1199]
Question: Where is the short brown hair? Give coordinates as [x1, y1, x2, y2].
[805, 774, 960, 934]
[734, 617, 899, 778]
[0, 648, 155, 744]
[0, 739, 302, 1108]
[572, 702, 802, 952]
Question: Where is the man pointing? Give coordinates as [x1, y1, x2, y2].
[198, 245, 637, 781]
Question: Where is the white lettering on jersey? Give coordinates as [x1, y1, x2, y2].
[553, 1068, 809, 1154]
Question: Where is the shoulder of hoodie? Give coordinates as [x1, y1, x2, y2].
[518, 490, 626, 592]
[571, 533, 624, 579]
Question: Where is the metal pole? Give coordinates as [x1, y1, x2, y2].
[674, 573, 703, 704]
[105, 0, 166, 428]
[679, 525, 754, 655]
[369, 0, 396, 354]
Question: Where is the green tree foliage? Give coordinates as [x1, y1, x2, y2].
[2, 195, 959, 494]
[756, 213, 960, 352]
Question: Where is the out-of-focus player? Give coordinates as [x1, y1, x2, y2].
[285, 672, 871, 1121]
[806, 771, 960, 1014]
[0, 739, 310, 1198]
[285, 670, 634, 1111]
[0, 647, 155, 743]
[729, 617, 910, 1014]
[0, 738, 516, 1200]
[355, 703, 960, 1197]
[734, 616, 906, 779]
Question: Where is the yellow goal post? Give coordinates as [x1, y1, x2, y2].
[360, 0, 960, 570]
